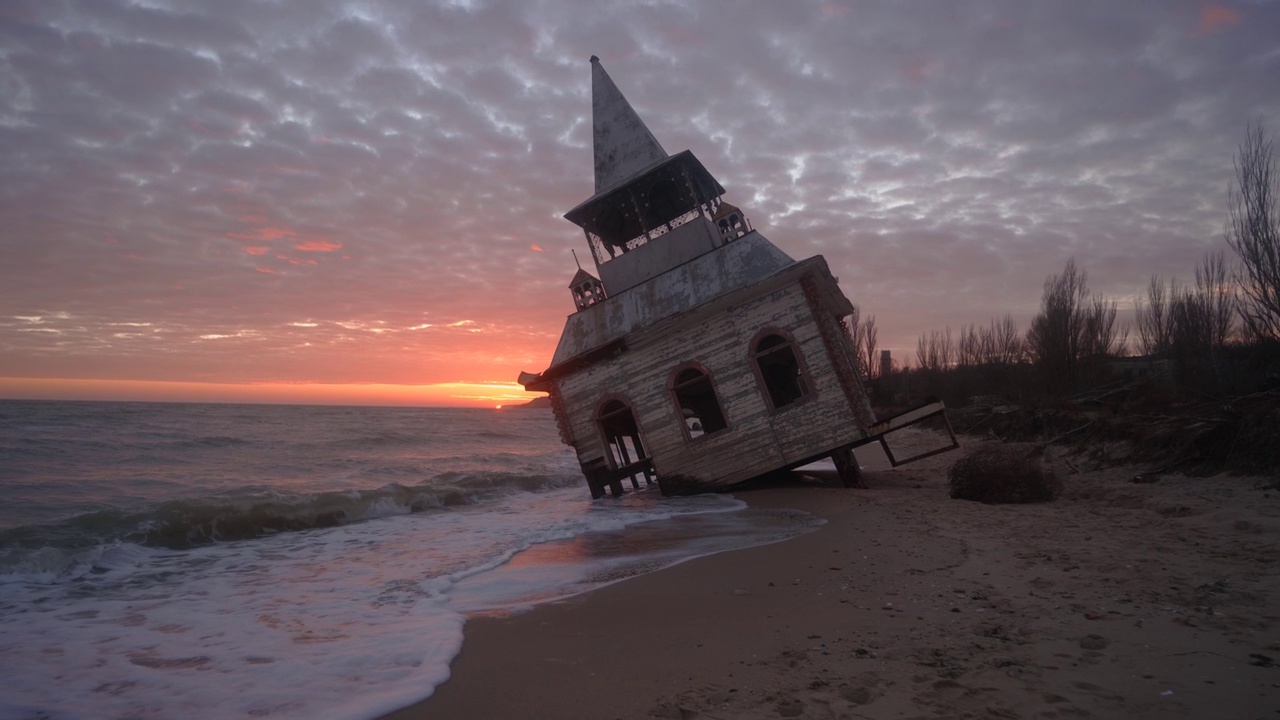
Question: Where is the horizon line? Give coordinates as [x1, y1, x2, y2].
[0, 377, 546, 408]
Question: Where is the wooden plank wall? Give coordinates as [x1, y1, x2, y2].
[557, 275, 868, 490]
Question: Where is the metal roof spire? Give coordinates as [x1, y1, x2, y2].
[590, 55, 668, 194]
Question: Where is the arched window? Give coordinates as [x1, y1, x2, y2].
[752, 332, 811, 410]
[670, 365, 727, 438]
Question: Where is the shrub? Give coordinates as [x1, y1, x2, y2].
[948, 445, 1062, 504]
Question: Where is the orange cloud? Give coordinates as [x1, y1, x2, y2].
[530, 244, 544, 252]
[1193, 3, 1241, 35]
[259, 227, 296, 240]
[294, 240, 342, 252]
[244, 246, 269, 256]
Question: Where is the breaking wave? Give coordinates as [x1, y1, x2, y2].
[0, 471, 584, 580]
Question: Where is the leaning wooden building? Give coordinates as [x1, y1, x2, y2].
[521, 58, 925, 498]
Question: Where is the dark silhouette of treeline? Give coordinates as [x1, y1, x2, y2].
[857, 122, 1280, 412]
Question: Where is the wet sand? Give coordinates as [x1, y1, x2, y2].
[383, 436, 1280, 719]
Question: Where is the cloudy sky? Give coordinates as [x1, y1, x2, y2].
[1, 0, 1277, 405]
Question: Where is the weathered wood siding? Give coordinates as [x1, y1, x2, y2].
[556, 271, 868, 491]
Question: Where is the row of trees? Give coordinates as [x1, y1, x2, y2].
[1024, 259, 1124, 395]
[1133, 251, 1236, 393]
[914, 315, 1025, 372]
[854, 122, 1279, 405]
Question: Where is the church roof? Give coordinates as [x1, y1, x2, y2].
[563, 149, 724, 230]
[590, 56, 668, 194]
[545, 231, 800, 368]
[568, 267, 600, 288]
[712, 200, 744, 220]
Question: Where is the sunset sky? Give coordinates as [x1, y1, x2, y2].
[2, 1, 1278, 406]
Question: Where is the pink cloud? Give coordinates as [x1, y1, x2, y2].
[294, 240, 342, 252]
[900, 55, 938, 85]
[244, 246, 269, 256]
[225, 227, 297, 242]
[1193, 3, 1241, 36]
[530, 244, 544, 252]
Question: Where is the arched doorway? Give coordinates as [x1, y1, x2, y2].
[593, 398, 655, 495]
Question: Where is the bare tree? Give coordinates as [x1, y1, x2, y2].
[928, 317, 1025, 370]
[1026, 259, 1125, 393]
[1081, 295, 1121, 358]
[847, 306, 879, 381]
[1027, 259, 1089, 392]
[1226, 122, 1280, 340]
[1135, 274, 1176, 356]
[986, 315, 1025, 365]
[1195, 249, 1236, 347]
[862, 314, 878, 381]
[915, 327, 955, 372]
[1169, 251, 1237, 391]
[940, 327, 954, 369]
[957, 324, 982, 368]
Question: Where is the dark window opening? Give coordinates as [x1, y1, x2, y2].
[597, 399, 647, 469]
[672, 367, 727, 438]
[644, 178, 688, 227]
[754, 334, 809, 409]
[595, 207, 630, 257]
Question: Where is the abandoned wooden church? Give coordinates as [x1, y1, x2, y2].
[520, 58, 947, 498]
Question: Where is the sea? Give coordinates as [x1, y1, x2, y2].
[0, 400, 822, 720]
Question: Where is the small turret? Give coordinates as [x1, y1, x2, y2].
[713, 200, 751, 243]
[569, 267, 606, 311]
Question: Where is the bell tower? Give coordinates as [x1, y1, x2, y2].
[568, 250, 606, 312]
[564, 57, 741, 296]
[713, 200, 752, 243]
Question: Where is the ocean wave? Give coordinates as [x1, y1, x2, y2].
[170, 435, 250, 448]
[476, 430, 521, 440]
[0, 539, 158, 585]
[0, 470, 586, 567]
[328, 431, 428, 448]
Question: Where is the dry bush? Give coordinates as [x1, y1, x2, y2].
[948, 445, 1062, 504]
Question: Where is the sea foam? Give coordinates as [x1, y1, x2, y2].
[0, 484, 812, 720]
[0, 402, 820, 719]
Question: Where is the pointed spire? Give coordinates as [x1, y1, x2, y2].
[591, 56, 667, 193]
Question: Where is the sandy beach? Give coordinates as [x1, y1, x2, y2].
[385, 434, 1279, 719]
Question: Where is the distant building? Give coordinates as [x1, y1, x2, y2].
[519, 58, 893, 497]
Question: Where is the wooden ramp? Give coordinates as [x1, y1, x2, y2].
[853, 397, 960, 467]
